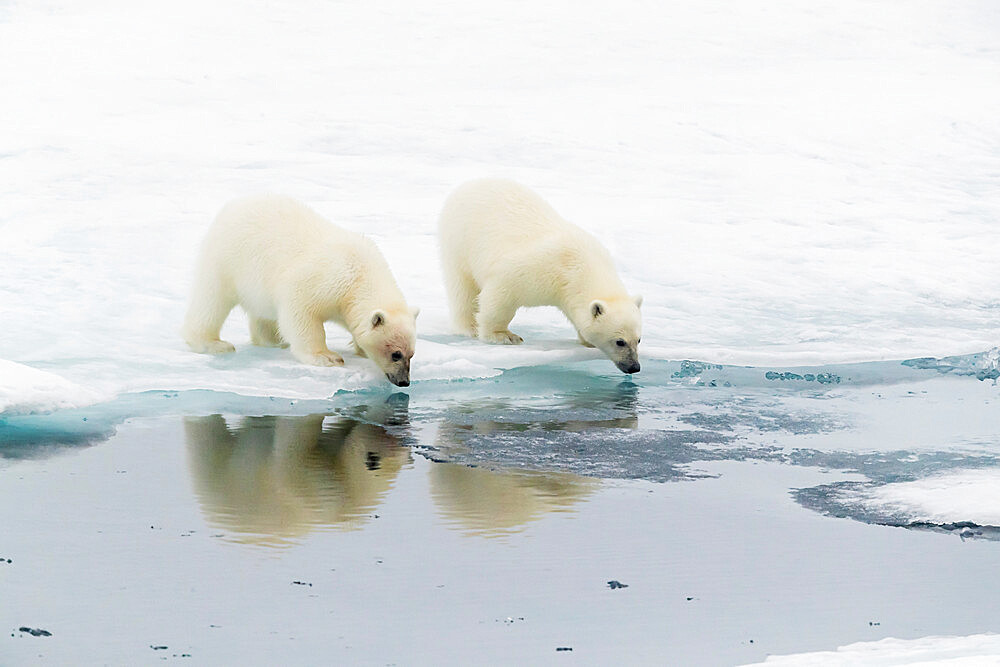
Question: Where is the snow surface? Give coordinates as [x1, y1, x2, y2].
[746, 633, 1000, 666]
[1, 0, 999, 410]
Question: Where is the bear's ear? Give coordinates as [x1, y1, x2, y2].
[590, 300, 606, 319]
[371, 310, 386, 328]
[632, 294, 643, 309]
[410, 306, 420, 320]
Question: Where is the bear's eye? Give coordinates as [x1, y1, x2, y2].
[391, 351, 403, 362]
[615, 339, 627, 347]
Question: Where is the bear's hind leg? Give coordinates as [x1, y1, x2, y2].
[476, 285, 523, 345]
[182, 279, 237, 354]
[279, 308, 345, 367]
[443, 267, 479, 337]
[250, 317, 287, 348]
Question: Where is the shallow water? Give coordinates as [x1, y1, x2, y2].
[1, 357, 999, 664]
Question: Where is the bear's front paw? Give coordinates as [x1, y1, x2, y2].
[293, 348, 345, 366]
[482, 330, 524, 345]
[190, 339, 236, 354]
[311, 351, 346, 367]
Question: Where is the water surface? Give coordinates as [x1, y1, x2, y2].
[2, 357, 998, 664]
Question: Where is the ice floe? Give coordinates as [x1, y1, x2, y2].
[745, 633, 1000, 666]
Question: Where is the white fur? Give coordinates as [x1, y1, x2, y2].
[438, 178, 643, 373]
[183, 195, 418, 385]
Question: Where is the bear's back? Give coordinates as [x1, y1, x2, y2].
[439, 179, 613, 280]
[212, 195, 347, 253]
[195, 195, 384, 316]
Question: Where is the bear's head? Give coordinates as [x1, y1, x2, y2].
[579, 295, 643, 374]
[355, 307, 418, 387]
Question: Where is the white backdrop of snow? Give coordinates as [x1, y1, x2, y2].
[1, 0, 998, 411]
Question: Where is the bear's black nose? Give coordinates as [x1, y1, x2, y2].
[625, 362, 640, 374]
[395, 379, 410, 387]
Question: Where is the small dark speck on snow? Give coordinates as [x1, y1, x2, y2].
[556, 647, 573, 652]
[292, 581, 313, 587]
[18, 627, 52, 637]
[151, 645, 168, 650]
[607, 580, 628, 589]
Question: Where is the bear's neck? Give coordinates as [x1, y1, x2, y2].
[340, 279, 407, 335]
[561, 276, 630, 331]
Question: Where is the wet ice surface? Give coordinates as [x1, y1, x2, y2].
[2, 357, 999, 664]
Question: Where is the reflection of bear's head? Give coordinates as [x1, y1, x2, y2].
[354, 307, 419, 387]
[184, 402, 410, 546]
[430, 463, 599, 537]
[577, 295, 642, 374]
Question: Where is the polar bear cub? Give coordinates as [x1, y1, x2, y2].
[438, 178, 642, 374]
[182, 195, 418, 387]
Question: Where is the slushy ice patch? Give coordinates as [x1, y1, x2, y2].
[675, 399, 847, 435]
[429, 423, 738, 482]
[422, 384, 846, 481]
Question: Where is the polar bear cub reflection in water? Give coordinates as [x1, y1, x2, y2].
[438, 178, 642, 374]
[184, 403, 599, 543]
[184, 407, 411, 544]
[182, 195, 418, 387]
